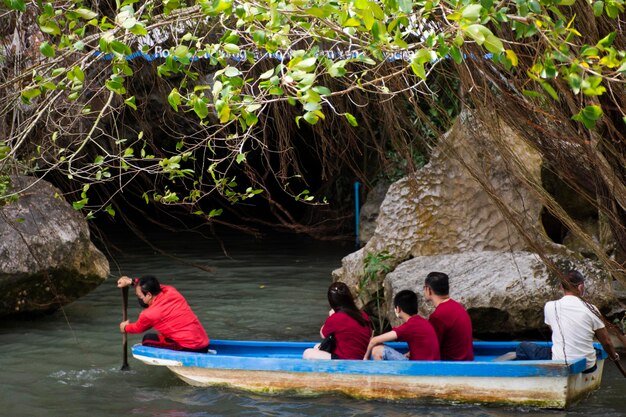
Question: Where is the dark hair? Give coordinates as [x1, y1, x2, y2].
[562, 270, 585, 291]
[425, 271, 449, 296]
[564, 270, 585, 285]
[393, 290, 418, 315]
[328, 282, 368, 327]
[138, 275, 162, 297]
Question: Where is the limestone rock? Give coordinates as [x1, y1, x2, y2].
[358, 182, 390, 245]
[0, 176, 109, 316]
[333, 110, 544, 288]
[384, 251, 615, 337]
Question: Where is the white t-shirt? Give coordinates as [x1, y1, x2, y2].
[544, 295, 605, 369]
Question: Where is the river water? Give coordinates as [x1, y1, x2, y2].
[0, 230, 624, 416]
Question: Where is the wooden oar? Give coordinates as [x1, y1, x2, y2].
[614, 359, 626, 378]
[121, 286, 130, 371]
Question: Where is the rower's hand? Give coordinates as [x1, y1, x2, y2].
[117, 276, 133, 288]
[120, 320, 129, 333]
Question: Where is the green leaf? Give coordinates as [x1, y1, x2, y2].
[259, 68, 274, 80]
[410, 61, 426, 79]
[505, 49, 518, 66]
[312, 86, 332, 96]
[484, 34, 505, 54]
[105, 205, 116, 216]
[539, 80, 559, 101]
[75, 7, 98, 19]
[218, 103, 230, 123]
[303, 111, 319, 125]
[461, 4, 482, 20]
[344, 17, 361, 27]
[168, 89, 181, 111]
[21, 88, 41, 104]
[293, 57, 317, 71]
[124, 96, 137, 110]
[449, 47, 463, 64]
[344, 113, 358, 126]
[223, 43, 240, 54]
[72, 198, 88, 210]
[303, 102, 321, 112]
[40, 42, 55, 58]
[236, 152, 247, 164]
[5, 0, 26, 12]
[173, 45, 189, 58]
[592, 1, 604, 16]
[194, 98, 209, 119]
[306, 7, 329, 18]
[465, 24, 489, 44]
[605, 2, 620, 18]
[398, 0, 413, 13]
[582, 105, 603, 120]
[572, 105, 603, 129]
[208, 208, 223, 217]
[72, 67, 85, 82]
[39, 21, 62, 36]
[224, 66, 241, 77]
[129, 24, 148, 36]
[328, 61, 347, 77]
[597, 32, 616, 49]
[105, 79, 126, 94]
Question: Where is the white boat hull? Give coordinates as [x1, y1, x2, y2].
[132, 340, 606, 409]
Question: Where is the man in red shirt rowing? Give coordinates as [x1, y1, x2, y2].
[118, 275, 210, 353]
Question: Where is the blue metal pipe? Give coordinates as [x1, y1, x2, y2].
[354, 181, 361, 247]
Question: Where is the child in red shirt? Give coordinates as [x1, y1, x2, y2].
[364, 290, 440, 361]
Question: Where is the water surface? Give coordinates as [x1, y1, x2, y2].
[0, 231, 623, 416]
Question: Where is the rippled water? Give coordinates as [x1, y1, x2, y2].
[0, 230, 624, 416]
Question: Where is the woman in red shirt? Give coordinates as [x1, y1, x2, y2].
[303, 282, 371, 360]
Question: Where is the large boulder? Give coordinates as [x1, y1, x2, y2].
[0, 176, 109, 316]
[333, 110, 544, 291]
[384, 251, 617, 338]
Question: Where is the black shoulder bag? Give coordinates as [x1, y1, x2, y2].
[319, 334, 336, 353]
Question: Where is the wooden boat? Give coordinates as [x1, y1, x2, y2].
[131, 340, 607, 409]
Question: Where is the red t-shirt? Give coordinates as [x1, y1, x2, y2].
[429, 299, 474, 361]
[126, 285, 209, 350]
[393, 315, 440, 360]
[322, 311, 371, 360]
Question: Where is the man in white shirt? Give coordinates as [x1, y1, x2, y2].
[513, 270, 619, 371]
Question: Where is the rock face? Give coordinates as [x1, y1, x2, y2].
[358, 182, 390, 245]
[0, 176, 109, 316]
[384, 251, 616, 338]
[333, 111, 544, 290]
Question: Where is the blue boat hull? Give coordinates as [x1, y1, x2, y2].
[131, 340, 606, 408]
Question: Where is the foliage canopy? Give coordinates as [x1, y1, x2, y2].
[1, 0, 626, 266]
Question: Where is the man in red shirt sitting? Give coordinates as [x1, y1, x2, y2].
[118, 275, 210, 353]
[364, 290, 440, 361]
[423, 272, 474, 361]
